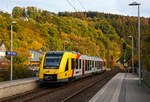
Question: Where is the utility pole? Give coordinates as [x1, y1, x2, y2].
[128, 35, 134, 73]
[93, 48, 94, 56]
[64, 41, 67, 51]
[107, 43, 110, 68]
[86, 48, 88, 55]
[78, 41, 80, 53]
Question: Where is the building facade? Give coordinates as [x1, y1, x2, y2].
[28, 50, 44, 68]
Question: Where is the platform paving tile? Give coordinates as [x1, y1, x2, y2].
[89, 73, 150, 102]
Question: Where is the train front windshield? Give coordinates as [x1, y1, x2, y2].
[44, 53, 63, 69]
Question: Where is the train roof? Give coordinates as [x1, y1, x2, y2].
[80, 55, 103, 61]
[46, 51, 64, 55]
[46, 51, 103, 61]
[46, 51, 80, 54]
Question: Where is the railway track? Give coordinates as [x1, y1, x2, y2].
[61, 71, 116, 102]
[1, 69, 120, 102]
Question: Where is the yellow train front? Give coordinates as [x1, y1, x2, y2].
[39, 51, 77, 83]
[39, 51, 105, 83]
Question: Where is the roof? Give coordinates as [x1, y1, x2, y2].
[0, 42, 6, 52]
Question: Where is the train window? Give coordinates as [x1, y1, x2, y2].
[97, 61, 99, 69]
[78, 60, 80, 69]
[86, 60, 88, 71]
[89, 60, 91, 70]
[85, 60, 87, 71]
[79, 59, 81, 69]
[91, 61, 92, 69]
[90, 60, 91, 70]
[87, 60, 89, 70]
[93, 61, 95, 68]
[96, 61, 98, 69]
[85, 60, 86, 71]
[76, 59, 78, 69]
[88, 61, 89, 70]
[88, 60, 90, 70]
[87, 60, 88, 71]
[86, 60, 88, 70]
[83, 60, 85, 70]
[89, 60, 90, 70]
[65, 59, 68, 71]
[98, 62, 100, 69]
[78, 59, 79, 69]
[96, 61, 97, 68]
[71, 59, 75, 70]
[100, 62, 102, 69]
[98, 61, 100, 69]
[98, 61, 101, 69]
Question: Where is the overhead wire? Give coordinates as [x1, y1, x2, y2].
[76, 0, 86, 12]
[66, 0, 87, 18]
[71, 0, 87, 17]
[66, 0, 77, 12]
[65, 0, 87, 53]
[66, 0, 87, 12]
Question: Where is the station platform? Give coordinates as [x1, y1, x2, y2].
[89, 73, 150, 102]
[0, 77, 38, 99]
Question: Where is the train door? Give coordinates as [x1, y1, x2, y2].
[103, 61, 105, 71]
[68, 57, 72, 78]
[71, 58, 77, 78]
[101, 61, 103, 72]
[82, 59, 85, 77]
[63, 58, 69, 80]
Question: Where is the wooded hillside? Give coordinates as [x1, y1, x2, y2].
[0, 6, 150, 71]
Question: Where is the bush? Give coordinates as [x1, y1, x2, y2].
[7, 64, 35, 80]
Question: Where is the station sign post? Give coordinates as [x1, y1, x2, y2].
[6, 51, 17, 56]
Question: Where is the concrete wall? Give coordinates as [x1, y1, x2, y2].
[0, 77, 38, 99]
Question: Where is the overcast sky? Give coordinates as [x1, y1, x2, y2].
[0, 0, 149, 17]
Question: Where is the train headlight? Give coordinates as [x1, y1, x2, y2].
[45, 70, 57, 74]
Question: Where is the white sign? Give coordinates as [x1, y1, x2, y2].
[0, 52, 6, 56]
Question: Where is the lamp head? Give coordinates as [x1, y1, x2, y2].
[11, 21, 17, 24]
[129, 1, 141, 6]
[128, 35, 132, 38]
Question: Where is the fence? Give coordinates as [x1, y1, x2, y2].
[143, 70, 150, 87]
[136, 68, 150, 87]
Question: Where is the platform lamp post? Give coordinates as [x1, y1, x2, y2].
[129, 1, 141, 86]
[128, 35, 134, 73]
[86, 48, 88, 55]
[64, 41, 67, 51]
[78, 41, 80, 53]
[10, 21, 17, 81]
